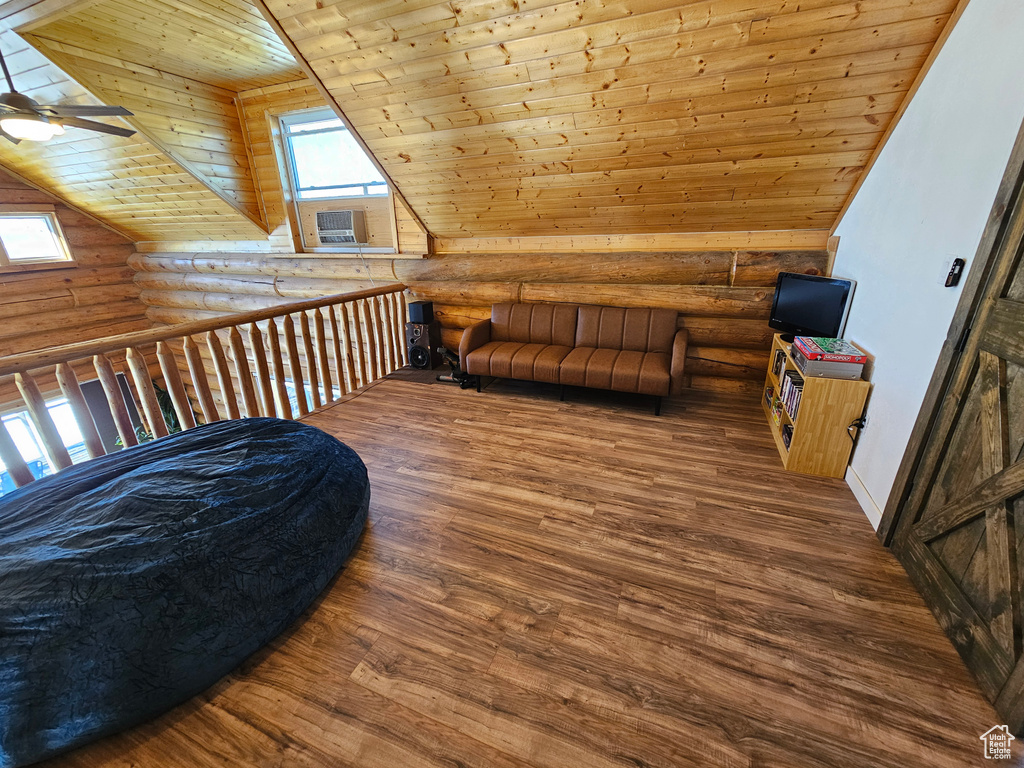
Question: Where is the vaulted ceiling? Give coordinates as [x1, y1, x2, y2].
[0, 0, 964, 242]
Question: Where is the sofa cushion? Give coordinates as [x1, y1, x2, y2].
[465, 341, 525, 379]
[466, 341, 571, 383]
[492, 302, 578, 346]
[560, 347, 671, 396]
[575, 306, 677, 353]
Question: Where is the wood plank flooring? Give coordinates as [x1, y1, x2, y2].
[42, 371, 1000, 767]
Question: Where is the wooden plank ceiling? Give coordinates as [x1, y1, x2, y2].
[0, 0, 306, 243]
[260, 0, 961, 238]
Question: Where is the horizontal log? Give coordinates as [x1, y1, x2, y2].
[684, 346, 770, 381]
[406, 281, 520, 306]
[394, 251, 735, 285]
[129, 252, 398, 280]
[676, 316, 775, 349]
[135, 272, 278, 295]
[140, 289, 284, 313]
[0, 284, 142, 319]
[0, 264, 135, 287]
[732, 251, 828, 286]
[432, 304, 492, 329]
[687, 376, 763, 396]
[0, 300, 148, 341]
[520, 284, 772, 317]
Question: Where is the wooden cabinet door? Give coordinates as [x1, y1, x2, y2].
[890, 139, 1024, 729]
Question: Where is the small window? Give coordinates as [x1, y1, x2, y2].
[0, 209, 72, 267]
[280, 109, 387, 199]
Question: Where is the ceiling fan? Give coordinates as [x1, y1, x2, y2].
[0, 48, 136, 143]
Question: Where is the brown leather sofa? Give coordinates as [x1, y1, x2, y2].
[459, 302, 688, 414]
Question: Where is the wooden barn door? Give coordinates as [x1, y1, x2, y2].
[888, 121, 1024, 729]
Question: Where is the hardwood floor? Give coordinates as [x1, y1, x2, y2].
[42, 371, 999, 767]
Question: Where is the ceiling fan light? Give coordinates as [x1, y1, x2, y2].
[0, 115, 63, 141]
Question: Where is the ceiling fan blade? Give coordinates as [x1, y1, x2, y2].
[41, 105, 133, 117]
[57, 116, 135, 138]
[0, 129, 20, 145]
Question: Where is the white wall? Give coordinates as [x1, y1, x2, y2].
[832, 0, 1024, 529]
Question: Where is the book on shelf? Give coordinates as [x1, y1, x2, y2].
[780, 369, 804, 421]
[793, 337, 867, 363]
[770, 396, 783, 425]
[764, 386, 774, 407]
[781, 424, 793, 449]
[771, 349, 786, 378]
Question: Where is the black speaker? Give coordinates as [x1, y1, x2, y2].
[406, 322, 441, 369]
[408, 300, 434, 324]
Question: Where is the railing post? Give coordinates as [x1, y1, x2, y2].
[328, 305, 349, 397]
[16, 371, 74, 470]
[0, 418, 33, 487]
[348, 301, 367, 388]
[126, 347, 169, 439]
[314, 308, 333, 404]
[299, 311, 322, 410]
[93, 354, 138, 448]
[266, 318, 293, 420]
[207, 331, 240, 420]
[248, 322, 276, 418]
[283, 314, 308, 417]
[229, 327, 259, 418]
[184, 336, 220, 423]
[55, 362, 105, 458]
[157, 341, 197, 430]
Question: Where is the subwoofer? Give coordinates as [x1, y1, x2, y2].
[406, 322, 441, 369]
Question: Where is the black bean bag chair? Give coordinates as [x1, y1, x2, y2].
[0, 417, 369, 768]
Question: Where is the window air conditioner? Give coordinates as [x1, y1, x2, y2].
[316, 209, 367, 244]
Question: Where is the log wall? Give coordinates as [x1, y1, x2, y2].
[0, 166, 153, 407]
[130, 244, 829, 395]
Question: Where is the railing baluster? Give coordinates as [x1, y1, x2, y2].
[126, 347, 169, 439]
[299, 312, 322, 409]
[349, 301, 367, 388]
[360, 299, 379, 382]
[390, 292, 406, 367]
[267, 318, 293, 420]
[229, 327, 259, 418]
[399, 292, 409, 366]
[328, 305, 349, 396]
[382, 294, 398, 372]
[283, 314, 308, 417]
[372, 296, 388, 377]
[94, 354, 138, 448]
[314, 308, 333, 403]
[207, 330, 240, 420]
[0, 417, 33, 487]
[248, 322, 276, 418]
[55, 362, 105, 458]
[16, 371, 74, 470]
[156, 341, 197, 430]
[184, 336, 219, 423]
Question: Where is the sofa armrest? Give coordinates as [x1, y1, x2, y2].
[670, 328, 689, 395]
[460, 318, 492, 371]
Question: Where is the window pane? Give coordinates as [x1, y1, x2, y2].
[289, 128, 385, 195]
[287, 117, 344, 134]
[0, 216, 65, 262]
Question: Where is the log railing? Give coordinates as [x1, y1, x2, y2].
[0, 284, 409, 490]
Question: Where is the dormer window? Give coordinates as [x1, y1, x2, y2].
[0, 207, 73, 269]
[280, 109, 387, 200]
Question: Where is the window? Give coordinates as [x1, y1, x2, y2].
[280, 109, 387, 199]
[0, 207, 72, 268]
[0, 400, 88, 497]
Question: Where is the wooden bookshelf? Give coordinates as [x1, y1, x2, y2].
[762, 334, 871, 478]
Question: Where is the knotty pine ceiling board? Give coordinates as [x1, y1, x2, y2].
[33, 0, 303, 91]
[0, 29, 266, 242]
[260, 0, 961, 237]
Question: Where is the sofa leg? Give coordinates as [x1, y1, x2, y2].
[559, 384, 565, 401]
[476, 376, 481, 393]
[654, 396, 662, 416]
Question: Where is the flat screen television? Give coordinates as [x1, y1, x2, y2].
[769, 272, 856, 341]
